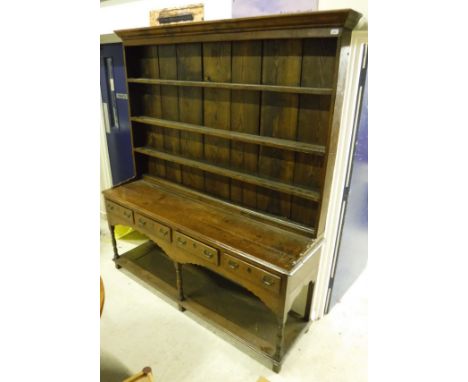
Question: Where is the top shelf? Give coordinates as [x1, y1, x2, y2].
[115, 10, 362, 46]
[127, 78, 334, 96]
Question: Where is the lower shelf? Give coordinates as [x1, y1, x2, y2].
[114, 241, 310, 368]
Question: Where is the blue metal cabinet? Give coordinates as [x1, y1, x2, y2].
[100, 43, 134, 185]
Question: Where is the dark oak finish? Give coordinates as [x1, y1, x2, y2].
[176, 43, 205, 191]
[127, 77, 334, 95]
[133, 146, 321, 201]
[116, 9, 360, 45]
[106, 9, 361, 372]
[258, 38, 302, 218]
[203, 41, 232, 200]
[105, 179, 310, 271]
[230, 40, 262, 207]
[142, 174, 316, 237]
[115, 243, 312, 365]
[158, 44, 181, 182]
[131, 116, 327, 155]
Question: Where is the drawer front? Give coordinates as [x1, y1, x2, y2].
[134, 213, 171, 243]
[173, 231, 218, 265]
[105, 200, 133, 224]
[222, 253, 281, 294]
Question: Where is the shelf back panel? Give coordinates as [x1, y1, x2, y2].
[125, 35, 340, 231]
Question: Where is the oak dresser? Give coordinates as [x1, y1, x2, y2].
[103, 9, 361, 372]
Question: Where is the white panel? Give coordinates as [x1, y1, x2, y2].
[311, 31, 368, 320]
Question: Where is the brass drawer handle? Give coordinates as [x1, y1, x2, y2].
[228, 260, 239, 269]
[159, 227, 168, 236]
[108, 205, 114, 210]
[138, 219, 146, 225]
[262, 276, 274, 287]
[177, 237, 187, 246]
[124, 211, 131, 218]
[202, 249, 213, 259]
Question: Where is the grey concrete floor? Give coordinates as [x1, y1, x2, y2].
[100, 220, 367, 382]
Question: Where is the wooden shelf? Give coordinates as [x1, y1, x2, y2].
[131, 116, 326, 156]
[127, 78, 333, 95]
[134, 146, 321, 202]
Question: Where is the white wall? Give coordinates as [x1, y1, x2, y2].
[232, 0, 318, 18]
[100, 0, 232, 35]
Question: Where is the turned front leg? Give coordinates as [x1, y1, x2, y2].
[174, 262, 185, 312]
[273, 314, 288, 373]
[108, 224, 121, 269]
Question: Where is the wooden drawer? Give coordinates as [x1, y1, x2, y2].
[222, 253, 281, 294]
[105, 199, 133, 224]
[173, 231, 218, 265]
[134, 213, 171, 243]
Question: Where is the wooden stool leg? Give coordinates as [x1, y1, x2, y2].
[174, 262, 186, 312]
[109, 224, 121, 269]
[304, 281, 315, 321]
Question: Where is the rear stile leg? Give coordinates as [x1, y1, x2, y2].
[304, 281, 315, 321]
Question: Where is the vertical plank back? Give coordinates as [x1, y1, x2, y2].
[230, 41, 262, 208]
[140, 46, 165, 178]
[291, 38, 336, 227]
[257, 39, 302, 218]
[121, 13, 357, 233]
[159, 44, 182, 182]
[203, 42, 232, 200]
[177, 43, 205, 191]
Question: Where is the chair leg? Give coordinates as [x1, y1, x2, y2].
[174, 262, 185, 312]
[109, 224, 121, 269]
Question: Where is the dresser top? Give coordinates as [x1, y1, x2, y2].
[115, 9, 361, 45]
[103, 180, 314, 271]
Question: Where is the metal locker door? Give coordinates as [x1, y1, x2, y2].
[100, 43, 134, 185]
